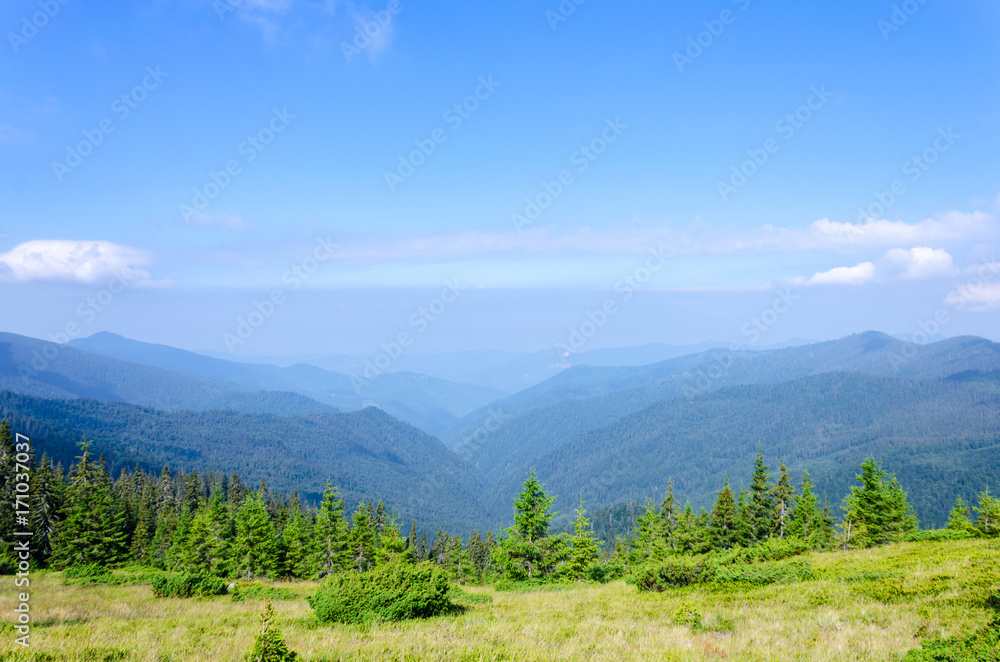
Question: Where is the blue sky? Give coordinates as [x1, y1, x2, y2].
[1, 0, 999, 355]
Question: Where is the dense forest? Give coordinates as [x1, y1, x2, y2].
[3, 418, 997, 587]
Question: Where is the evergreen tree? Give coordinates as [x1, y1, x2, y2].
[310, 482, 348, 577]
[630, 499, 668, 564]
[788, 470, 827, 546]
[29, 453, 62, 565]
[407, 520, 418, 552]
[417, 532, 429, 562]
[709, 479, 740, 550]
[735, 487, 753, 547]
[232, 489, 278, 578]
[772, 463, 795, 539]
[512, 471, 555, 543]
[564, 497, 601, 580]
[841, 458, 916, 548]
[186, 488, 231, 576]
[50, 442, 128, 568]
[973, 489, 1000, 538]
[346, 502, 377, 572]
[492, 472, 566, 580]
[946, 496, 973, 532]
[280, 502, 311, 578]
[430, 529, 448, 565]
[660, 480, 680, 550]
[243, 602, 298, 662]
[745, 451, 775, 543]
[129, 482, 157, 565]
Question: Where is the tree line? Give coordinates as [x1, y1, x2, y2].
[1, 420, 997, 584]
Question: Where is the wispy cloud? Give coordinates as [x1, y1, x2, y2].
[0, 240, 167, 287]
[797, 247, 955, 286]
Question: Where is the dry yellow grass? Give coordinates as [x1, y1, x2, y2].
[0, 539, 997, 661]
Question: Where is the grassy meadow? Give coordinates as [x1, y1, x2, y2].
[1, 538, 998, 662]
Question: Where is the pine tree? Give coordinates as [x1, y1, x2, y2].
[185, 488, 231, 576]
[842, 458, 916, 548]
[772, 463, 795, 539]
[347, 502, 377, 572]
[417, 532, 429, 562]
[407, 520, 418, 552]
[973, 489, 1000, 538]
[512, 471, 555, 543]
[232, 489, 278, 578]
[660, 480, 679, 550]
[735, 487, 753, 547]
[430, 529, 448, 565]
[50, 442, 128, 568]
[280, 502, 311, 578]
[788, 470, 825, 546]
[745, 451, 775, 543]
[310, 482, 348, 577]
[709, 479, 740, 550]
[946, 496, 973, 532]
[564, 497, 601, 580]
[492, 472, 565, 580]
[29, 453, 61, 565]
[0, 421, 17, 572]
[243, 602, 298, 662]
[129, 482, 158, 565]
[631, 499, 668, 564]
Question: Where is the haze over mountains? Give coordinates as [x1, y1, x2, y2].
[1, 329, 998, 534]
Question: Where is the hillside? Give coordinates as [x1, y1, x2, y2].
[70, 332, 506, 434]
[0, 390, 494, 534]
[0, 332, 332, 416]
[453, 333, 1000, 480]
[494, 371, 1000, 529]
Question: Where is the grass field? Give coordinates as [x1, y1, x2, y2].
[1, 539, 998, 661]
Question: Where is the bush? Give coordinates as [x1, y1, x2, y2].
[230, 582, 298, 603]
[906, 529, 974, 543]
[150, 573, 229, 599]
[713, 560, 814, 586]
[632, 558, 712, 591]
[902, 618, 1000, 661]
[711, 538, 811, 565]
[586, 560, 624, 584]
[62, 564, 111, 580]
[307, 561, 453, 624]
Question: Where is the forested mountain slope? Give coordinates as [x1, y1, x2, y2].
[70, 332, 506, 434]
[0, 390, 494, 533]
[0, 332, 332, 416]
[494, 371, 1000, 529]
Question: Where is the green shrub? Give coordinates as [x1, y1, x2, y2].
[632, 558, 712, 591]
[150, 573, 229, 599]
[905, 529, 974, 543]
[902, 618, 1000, 660]
[62, 564, 111, 580]
[307, 561, 453, 624]
[713, 561, 814, 586]
[230, 582, 297, 603]
[586, 560, 624, 584]
[711, 538, 811, 565]
[672, 605, 702, 628]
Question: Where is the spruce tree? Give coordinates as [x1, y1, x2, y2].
[842, 458, 916, 548]
[243, 602, 298, 662]
[709, 479, 740, 550]
[50, 442, 128, 568]
[660, 480, 679, 550]
[946, 496, 973, 532]
[745, 451, 775, 543]
[29, 453, 61, 565]
[280, 503, 311, 578]
[788, 470, 824, 545]
[631, 499, 668, 564]
[565, 497, 601, 580]
[973, 489, 1000, 537]
[512, 471, 555, 543]
[232, 489, 278, 578]
[346, 502, 377, 572]
[310, 481, 348, 577]
[772, 463, 795, 539]
[492, 472, 565, 580]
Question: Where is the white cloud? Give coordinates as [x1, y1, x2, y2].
[946, 282, 1000, 312]
[325, 210, 995, 264]
[0, 240, 166, 286]
[807, 262, 877, 286]
[801, 247, 954, 286]
[879, 247, 955, 280]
